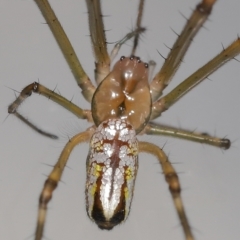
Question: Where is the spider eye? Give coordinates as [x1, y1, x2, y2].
[120, 56, 125, 61]
[86, 119, 138, 230]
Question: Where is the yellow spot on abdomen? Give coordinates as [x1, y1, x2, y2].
[93, 164, 102, 177]
[125, 167, 132, 180]
[90, 183, 97, 196]
[124, 187, 129, 199]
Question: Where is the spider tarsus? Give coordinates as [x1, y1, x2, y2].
[37, 129, 58, 139]
[221, 138, 231, 150]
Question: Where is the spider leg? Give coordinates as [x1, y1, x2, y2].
[151, 39, 240, 119]
[139, 141, 194, 240]
[131, 0, 145, 56]
[87, 0, 146, 82]
[8, 82, 92, 137]
[86, 0, 110, 84]
[110, 0, 146, 61]
[34, 0, 95, 102]
[110, 27, 146, 62]
[144, 123, 230, 149]
[34, 128, 94, 240]
[12, 112, 58, 139]
[150, 0, 217, 101]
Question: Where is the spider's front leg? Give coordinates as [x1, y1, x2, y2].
[150, 0, 217, 102]
[148, 0, 240, 118]
[34, 128, 94, 240]
[34, 0, 96, 102]
[8, 82, 92, 137]
[150, 38, 240, 119]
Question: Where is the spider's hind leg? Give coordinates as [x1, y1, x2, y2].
[139, 141, 194, 240]
[34, 128, 94, 240]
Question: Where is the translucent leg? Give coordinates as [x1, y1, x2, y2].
[8, 82, 92, 137]
[34, 0, 95, 102]
[110, 27, 146, 62]
[131, 0, 145, 56]
[144, 123, 230, 149]
[34, 128, 94, 240]
[139, 141, 194, 240]
[150, 0, 217, 101]
[151, 39, 240, 119]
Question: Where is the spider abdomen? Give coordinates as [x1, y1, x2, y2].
[86, 119, 138, 230]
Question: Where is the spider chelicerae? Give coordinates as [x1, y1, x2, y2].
[0, 0, 239, 240]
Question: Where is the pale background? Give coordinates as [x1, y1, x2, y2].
[0, 1, 240, 240]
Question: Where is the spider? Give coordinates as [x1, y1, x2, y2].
[1, 0, 240, 240]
